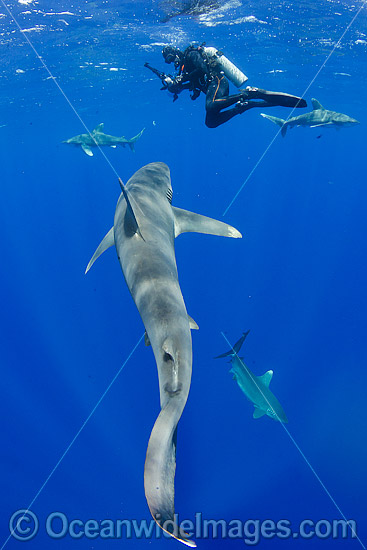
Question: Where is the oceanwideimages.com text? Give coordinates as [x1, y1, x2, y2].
[8, 510, 358, 546]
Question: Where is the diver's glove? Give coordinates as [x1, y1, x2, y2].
[164, 74, 183, 94]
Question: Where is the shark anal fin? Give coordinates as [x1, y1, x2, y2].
[173, 206, 241, 239]
[82, 144, 93, 156]
[258, 370, 273, 387]
[253, 407, 266, 419]
[85, 227, 114, 274]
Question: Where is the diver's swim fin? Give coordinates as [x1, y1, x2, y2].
[245, 87, 307, 108]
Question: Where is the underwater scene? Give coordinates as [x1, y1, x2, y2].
[1, 0, 366, 548]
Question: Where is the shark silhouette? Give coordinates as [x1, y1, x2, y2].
[261, 98, 359, 136]
[216, 331, 288, 423]
[63, 123, 145, 156]
[86, 162, 241, 546]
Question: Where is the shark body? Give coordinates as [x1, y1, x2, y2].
[63, 123, 145, 156]
[86, 162, 241, 546]
[261, 98, 359, 136]
[216, 331, 288, 423]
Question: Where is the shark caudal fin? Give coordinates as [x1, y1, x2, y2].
[127, 128, 145, 151]
[173, 207, 242, 239]
[144, 400, 197, 547]
[214, 330, 250, 359]
[260, 113, 288, 136]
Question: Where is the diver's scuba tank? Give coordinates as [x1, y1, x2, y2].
[203, 46, 248, 88]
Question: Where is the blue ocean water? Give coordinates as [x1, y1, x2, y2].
[1, 0, 366, 548]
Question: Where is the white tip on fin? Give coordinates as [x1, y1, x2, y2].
[93, 123, 104, 132]
[82, 144, 93, 156]
[85, 227, 114, 274]
[173, 206, 241, 239]
[258, 370, 273, 387]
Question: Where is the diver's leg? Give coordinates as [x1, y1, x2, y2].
[243, 86, 307, 108]
[205, 100, 274, 128]
[205, 76, 244, 112]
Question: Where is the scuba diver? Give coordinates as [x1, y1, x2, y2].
[144, 44, 307, 128]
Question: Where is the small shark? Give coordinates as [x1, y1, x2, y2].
[86, 162, 241, 547]
[63, 123, 145, 156]
[216, 331, 288, 423]
[261, 98, 359, 137]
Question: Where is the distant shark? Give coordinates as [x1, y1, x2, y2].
[63, 123, 145, 156]
[216, 331, 288, 423]
[86, 162, 241, 547]
[261, 98, 359, 136]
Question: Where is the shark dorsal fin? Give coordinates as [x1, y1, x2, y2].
[93, 123, 104, 133]
[118, 178, 145, 241]
[253, 407, 266, 419]
[173, 206, 242, 239]
[258, 370, 273, 387]
[311, 99, 324, 111]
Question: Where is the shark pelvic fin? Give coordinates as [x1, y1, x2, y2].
[311, 98, 324, 111]
[85, 228, 114, 274]
[93, 122, 104, 132]
[118, 178, 145, 241]
[82, 144, 93, 156]
[253, 407, 266, 419]
[188, 315, 199, 330]
[145, 314, 198, 347]
[173, 207, 241, 239]
[258, 369, 273, 387]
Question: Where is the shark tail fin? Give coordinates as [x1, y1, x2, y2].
[214, 331, 250, 359]
[85, 227, 114, 274]
[127, 128, 145, 152]
[260, 113, 288, 137]
[173, 207, 241, 239]
[144, 401, 197, 547]
[118, 178, 145, 241]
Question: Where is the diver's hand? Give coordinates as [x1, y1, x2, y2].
[165, 75, 183, 94]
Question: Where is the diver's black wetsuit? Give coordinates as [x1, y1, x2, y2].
[160, 45, 306, 128]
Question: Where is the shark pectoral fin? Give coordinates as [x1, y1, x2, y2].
[82, 144, 93, 156]
[188, 315, 199, 330]
[310, 122, 333, 128]
[173, 207, 242, 239]
[144, 332, 151, 346]
[253, 407, 266, 419]
[311, 98, 324, 111]
[258, 370, 273, 387]
[93, 123, 104, 132]
[85, 228, 114, 274]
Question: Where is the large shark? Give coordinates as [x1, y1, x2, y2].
[85, 162, 241, 546]
[63, 123, 145, 156]
[216, 331, 288, 423]
[261, 98, 359, 136]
